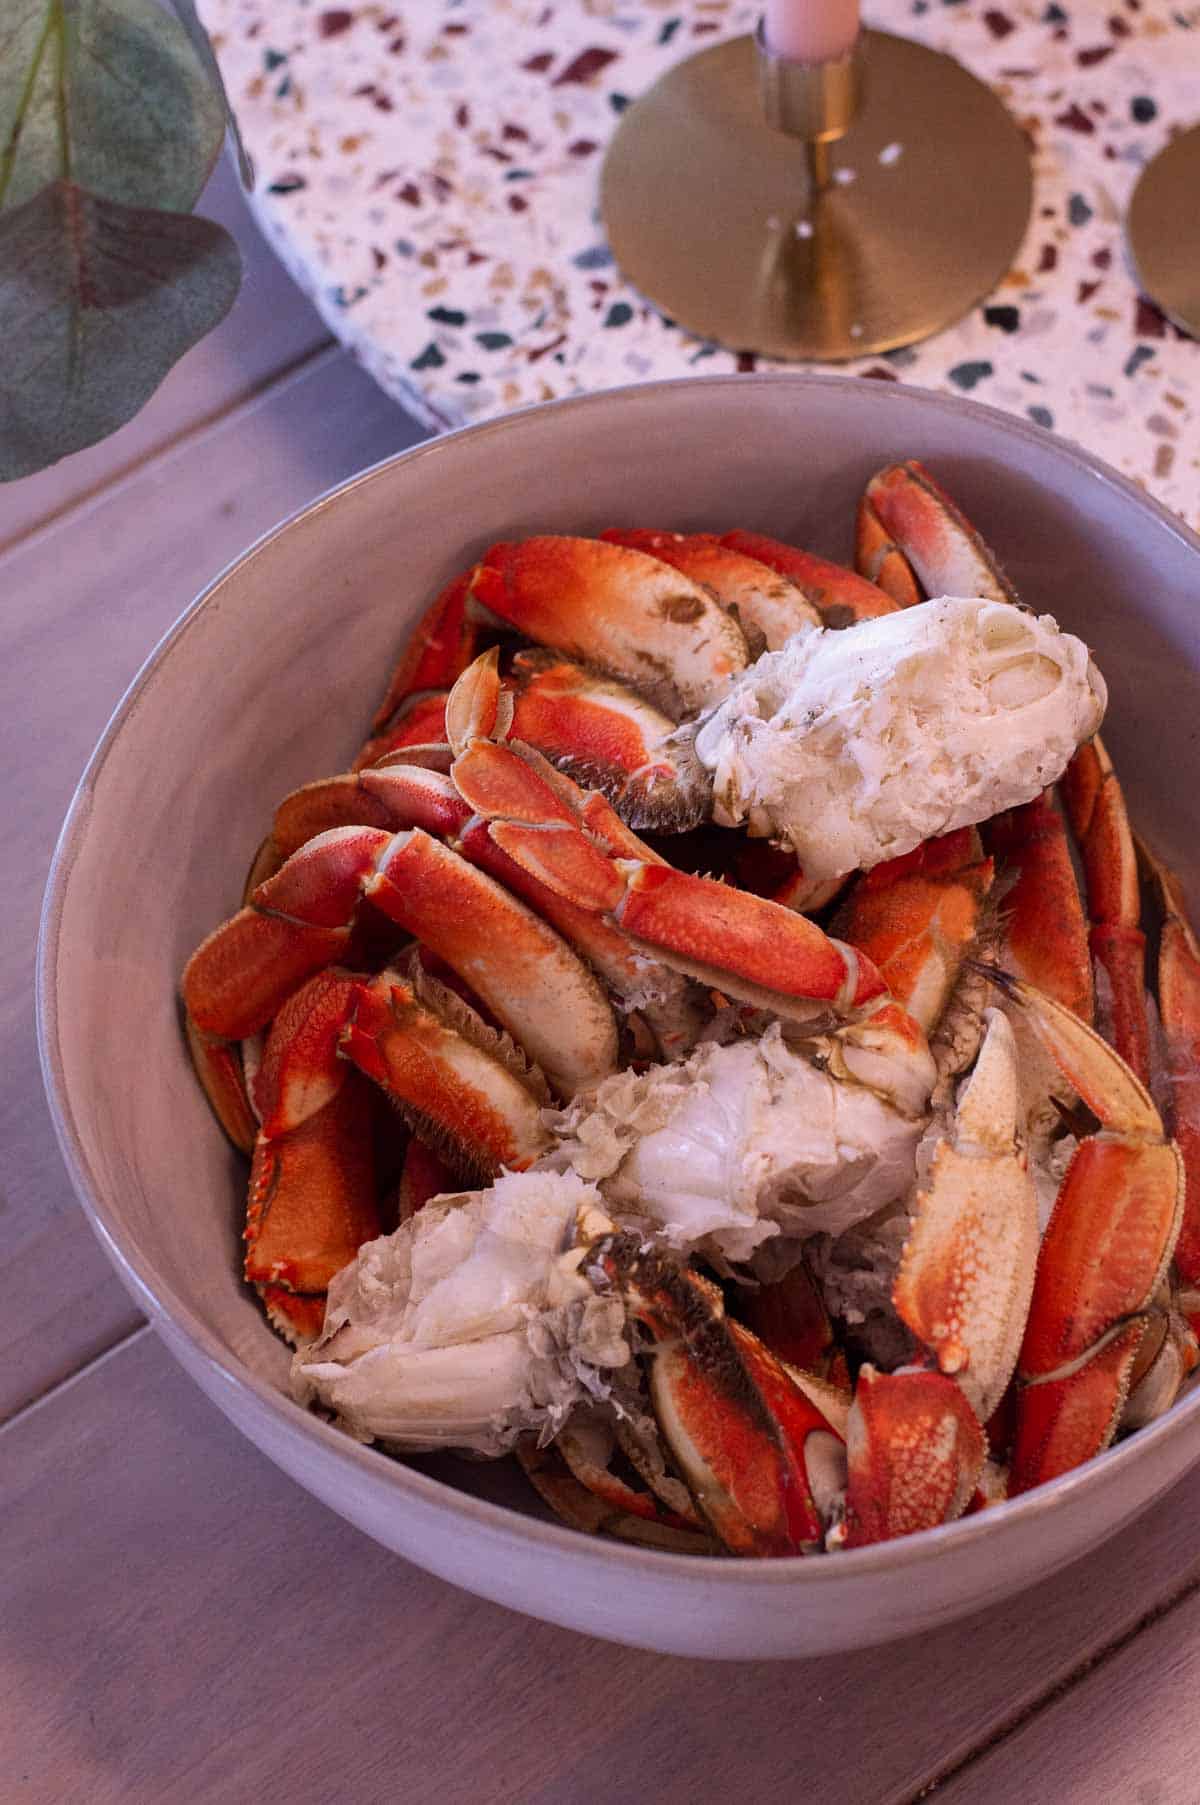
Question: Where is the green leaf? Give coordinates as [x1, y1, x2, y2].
[0, 0, 225, 217]
[165, 0, 254, 189]
[0, 178, 241, 479]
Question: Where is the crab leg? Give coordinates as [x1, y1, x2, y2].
[456, 738, 888, 1024]
[243, 738, 709, 1065]
[343, 968, 551, 1175]
[984, 790, 1094, 1023]
[1061, 737, 1151, 1084]
[739, 1259, 834, 1373]
[469, 535, 749, 712]
[183, 822, 619, 1098]
[833, 828, 994, 1036]
[361, 571, 480, 756]
[515, 1437, 714, 1554]
[996, 977, 1185, 1493]
[244, 970, 382, 1344]
[1140, 844, 1200, 1329]
[717, 529, 900, 627]
[485, 646, 709, 833]
[185, 1016, 259, 1153]
[354, 690, 449, 771]
[854, 496, 923, 609]
[552, 1410, 711, 1543]
[447, 657, 892, 1031]
[395, 1136, 461, 1222]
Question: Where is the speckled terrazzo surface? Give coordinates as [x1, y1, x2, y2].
[199, 0, 1198, 524]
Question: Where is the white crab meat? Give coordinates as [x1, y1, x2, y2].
[292, 1170, 629, 1455]
[551, 1027, 925, 1264]
[693, 596, 1106, 880]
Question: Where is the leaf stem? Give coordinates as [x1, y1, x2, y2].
[0, 2, 57, 210]
[52, 0, 72, 183]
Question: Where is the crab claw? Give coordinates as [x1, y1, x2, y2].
[841, 1366, 987, 1547]
[892, 1008, 1039, 1422]
[468, 535, 749, 712]
[599, 528, 822, 650]
[993, 977, 1185, 1493]
[856, 462, 1019, 607]
[592, 1235, 843, 1555]
[717, 529, 901, 627]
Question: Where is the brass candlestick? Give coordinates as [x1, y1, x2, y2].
[1127, 125, 1200, 339]
[600, 23, 1033, 361]
[756, 23, 863, 214]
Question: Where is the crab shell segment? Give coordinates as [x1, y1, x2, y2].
[832, 827, 994, 1036]
[366, 570, 480, 741]
[591, 1234, 841, 1556]
[354, 690, 451, 773]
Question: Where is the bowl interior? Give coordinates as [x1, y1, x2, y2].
[39, 374, 1200, 1624]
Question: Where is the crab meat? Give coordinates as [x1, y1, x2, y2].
[549, 1024, 932, 1264]
[692, 597, 1106, 881]
[294, 1171, 629, 1455]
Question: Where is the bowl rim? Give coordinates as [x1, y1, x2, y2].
[36, 369, 1200, 1586]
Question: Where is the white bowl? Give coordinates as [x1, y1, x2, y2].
[38, 375, 1200, 1660]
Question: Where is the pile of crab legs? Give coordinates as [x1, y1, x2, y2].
[181, 460, 1200, 1557]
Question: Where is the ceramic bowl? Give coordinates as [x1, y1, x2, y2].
[38, 375, 1200, 1660]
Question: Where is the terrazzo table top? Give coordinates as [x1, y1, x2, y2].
[200, 0, 1199, 526]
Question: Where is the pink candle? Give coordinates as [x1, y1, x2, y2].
[764, 0, 860, 62]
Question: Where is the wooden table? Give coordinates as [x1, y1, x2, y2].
[5, 164, 1200, 1805]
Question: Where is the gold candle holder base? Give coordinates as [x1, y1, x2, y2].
[600, 29, 1033, 362]
[1127, 126, 1200, 339]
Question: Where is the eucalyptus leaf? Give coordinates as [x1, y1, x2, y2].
[0, 0, 225, 217]
[0, 178, 241, 480]
[166, 0, 254, 189]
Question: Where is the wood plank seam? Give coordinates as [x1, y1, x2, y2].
[0, 1321, 152, 1439]
[0, 339, 335, 559]
[909, 1563, 1200, 1798]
